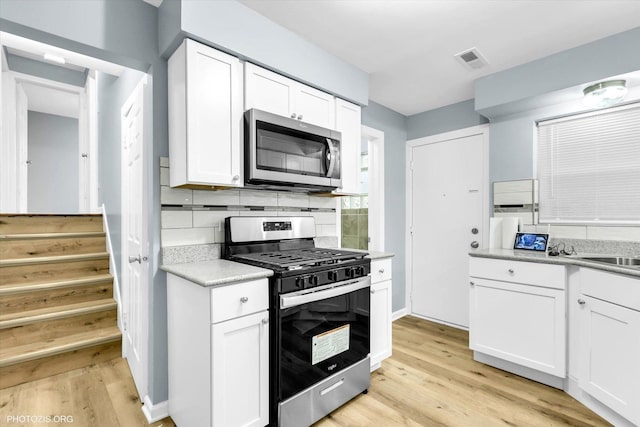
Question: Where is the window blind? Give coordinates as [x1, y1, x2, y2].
[537, 103, 640, 224]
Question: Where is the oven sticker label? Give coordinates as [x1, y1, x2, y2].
[312, 324, 350, 365]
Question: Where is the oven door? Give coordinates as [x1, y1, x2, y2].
[277, 276, 370, 401]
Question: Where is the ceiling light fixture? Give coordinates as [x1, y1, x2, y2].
[583, 79, 627, 108]
[43, 52, 66, 65]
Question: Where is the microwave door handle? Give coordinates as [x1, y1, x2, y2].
[325, 138, 337, 177]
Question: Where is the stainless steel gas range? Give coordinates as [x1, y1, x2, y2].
[224, 216, 371, 427]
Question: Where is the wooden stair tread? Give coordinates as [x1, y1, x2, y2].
[0, 326, 121, 367]
[0, 231, 105, 240]
[0, 299, 117, 328]
[0, 274, 113, 295]
[0, 252, 109, 267]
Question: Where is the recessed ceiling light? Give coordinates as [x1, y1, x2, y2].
[43, 52, 66, 64]
[583, 80, 627, 108]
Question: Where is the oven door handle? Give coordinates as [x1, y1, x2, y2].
[280, 277, 371, 309]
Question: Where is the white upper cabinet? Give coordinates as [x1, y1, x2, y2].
[334, 99, 362, 195]
[168, 39, 243, 188]
[245, 62, 335, 129]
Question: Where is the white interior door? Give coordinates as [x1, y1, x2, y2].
[121, 77, 148, 399]
[16, 82, 28, 213]
[408, 126, 488, 328]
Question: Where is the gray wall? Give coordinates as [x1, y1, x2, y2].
[361, 101, 407, 313]
[159, 0, 369, 106]
[27, 111, 78, 213]
[7, 54, 86, 87]
[407, 99, 488, 140]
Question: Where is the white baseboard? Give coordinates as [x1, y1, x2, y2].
[142, 395, 169, 424]
[392, 307, 408, 321]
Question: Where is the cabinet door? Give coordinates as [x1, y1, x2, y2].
[370, 279, 392, 370]
[579, 296, 640, 425]
[295, 84, 335, 128]
[244, 62, 295, 118]
[334, 99, 362, 195]
[184, 40, 242, 186]
[469, 278, 566, 377]
[212, 310, 269, 427]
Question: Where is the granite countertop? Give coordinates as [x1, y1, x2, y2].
[470, 248, 640, 278]
[340, 248, 395, 260]
[161, 259, 273, 287]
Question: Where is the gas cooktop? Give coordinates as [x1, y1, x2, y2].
[231, 247, 367, 271]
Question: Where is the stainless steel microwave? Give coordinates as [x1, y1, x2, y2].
[244, 108, 341, 192]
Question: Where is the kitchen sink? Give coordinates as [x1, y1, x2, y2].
[576, 256, 640, 267]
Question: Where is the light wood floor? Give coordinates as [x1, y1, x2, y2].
[0, 316, 610, 426]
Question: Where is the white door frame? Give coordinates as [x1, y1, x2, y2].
[0, 70, 97, 213]
[120, 75, 150, 401]
[405, 124, 490, 316]
[362, 125, 385, 251]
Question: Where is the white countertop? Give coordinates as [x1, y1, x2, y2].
[161, 259, 273, 287]
[470, 248, 640, 278]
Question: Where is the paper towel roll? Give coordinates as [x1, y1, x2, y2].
[501, 217, 520, 249]
[489, 217, 503, 249]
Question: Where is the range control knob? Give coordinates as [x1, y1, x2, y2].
[355, 266, 365, 276]
[328, 271, 338, 282]
[346, 268, 356, 278]
[295, 277, 305, 288]
[308, 275, 318, 286]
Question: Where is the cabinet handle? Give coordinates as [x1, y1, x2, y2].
[508, 268, 514, 274]
[371, 289, 376, 294]
[240, 296, 249, 303]
[378, 268, 385, 274]
[232, 175, 239, 181]
[291, 113, 297, 118]
[262, 318, 269, 325]
[577, 299, 586, 305]
[470, 281, 475, 286]
[297, 114, 303, 120]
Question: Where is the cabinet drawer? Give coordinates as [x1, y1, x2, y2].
[211, 279, 269, 323]
[580, 268, 640, 311]
[469, 257, 565, 290]
[371, 258, 392, 283]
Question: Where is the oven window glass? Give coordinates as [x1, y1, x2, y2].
[278, 286, 369, 401]
[256, 121, 332, 177]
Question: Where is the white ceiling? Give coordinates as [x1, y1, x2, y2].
[239, 0, 640, 116]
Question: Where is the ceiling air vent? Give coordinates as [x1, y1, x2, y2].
[454, 47, 488, 70]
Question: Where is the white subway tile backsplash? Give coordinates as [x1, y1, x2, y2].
[161, 186, 193, 205]
[161, 227, 216, 247]
[193, 189, 240, 206]
[277, 193, 309, 208]
[541, 225, 587, 239]
[311, 212, 337, 225]
[318, 224, 337, 236]
[587, 226, 640, 242]
[239, 210, 279, 217]
[239, 190, 279, 207]
[192, 211, 237, 228]
[309, 196, 337, 209]
[521, 224, 537, 233]
[160, 167, 170, 186]
[160, 156, 169, 167]
[161, 210, 193, 229]
[278, 211, 310, 217]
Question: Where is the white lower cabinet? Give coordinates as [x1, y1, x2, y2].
[469, 257, 566, 378]
[167, 274, 269, 427]
[577, 269, 640, 426]
[370, 257, 392, 370]
[212, 311, 269, 427]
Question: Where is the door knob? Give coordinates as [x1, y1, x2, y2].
[471, 228, 479, 235]
[470, 241, 479, 249]
[128, 255, 141, 264]
[577, 299, 586, 305]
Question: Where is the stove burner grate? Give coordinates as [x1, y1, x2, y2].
[232, 247, 365, 270]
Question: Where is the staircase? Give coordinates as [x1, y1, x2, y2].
[0, 214, 121, 389]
